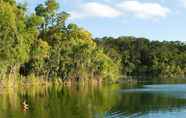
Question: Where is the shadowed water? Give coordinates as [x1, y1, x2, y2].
[1, 83, 186, 118]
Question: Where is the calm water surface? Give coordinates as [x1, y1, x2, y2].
[1, 83, 186, 118]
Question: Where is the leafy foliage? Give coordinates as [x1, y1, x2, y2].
[0, 0, 185, 83]
[19, 0, 119, 81]
[96, 36, 186, 80]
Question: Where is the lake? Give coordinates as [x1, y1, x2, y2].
[1, 83, 186, 118]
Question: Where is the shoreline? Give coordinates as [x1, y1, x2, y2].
[0, 74, 185, 89]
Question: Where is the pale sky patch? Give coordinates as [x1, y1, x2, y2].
[117, 1, 170, 20]
[180, 0, 186, 7]
[69, 2, 122, 20]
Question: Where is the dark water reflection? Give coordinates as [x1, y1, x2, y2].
[1, 83, 186, 118]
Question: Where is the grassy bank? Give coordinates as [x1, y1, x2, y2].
[0, 74, 111, 89]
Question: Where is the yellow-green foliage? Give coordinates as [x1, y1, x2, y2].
[0, 0, 37, 74]
[31, 40, 50, 60]
[0, 0, 185, 84]
[6, 0, 120, 82]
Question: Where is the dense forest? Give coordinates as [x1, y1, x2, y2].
[96, 37, 186, 80]
[0, 0, 185, 83]
[0, 0, 119, 83]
